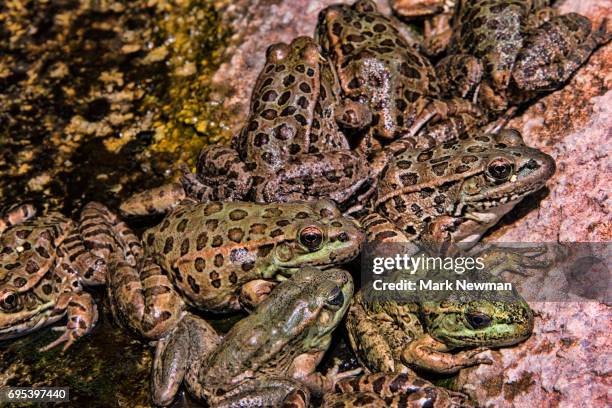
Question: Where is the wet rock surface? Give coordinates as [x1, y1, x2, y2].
[0, 0, 232, 214]
[1, 0, 610, 407]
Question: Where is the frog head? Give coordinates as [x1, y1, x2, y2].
[0, 218, 63, 341]
[213, 267, 353, 377]
[257, 267, 353, 354]
[0, 279, 59, 341]
[419, 289, 534, 349]
[291, 267, 354, 350]
[271, 200, 364, 274]
[453, 130, 555, 242]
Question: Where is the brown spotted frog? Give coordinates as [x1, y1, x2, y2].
[316, 0, 485, 149]
[362, 129, 555, 248]
[120, 37, 373, 217]
[0, 202, 138, 350]
[432, 0, 611, 115]
[137, 267, 357, 407]
[108, 199, 364, 340]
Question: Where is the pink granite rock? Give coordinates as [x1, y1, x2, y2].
[456, 1, 612, 406]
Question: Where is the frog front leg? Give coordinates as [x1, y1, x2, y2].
[401, 333, 492, 374]
[435, 54, 484, 101]
[107, 256, 186, 339]
[39, 260, 100, 351]
[186, 144, 253, 202]
[511, 14, 611, 97]
[254, 150, 372, 205]
[40, 290, 98, 352]
[289, 351, 362, 397]
[75, 202, 143, 284]
[153, 314, 222, 406]
[346, 297, 408, 373]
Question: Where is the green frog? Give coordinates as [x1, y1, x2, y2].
[346, 261, 534, 375]
[433, 0, 611, 115]
[363, 129, 555, 248]
[316, 0, 485, 150]
[108, 199, 364, 340]
[0, 202, 139, 350]
[142, 267, 358, 406]
[120, 36, 373, 217]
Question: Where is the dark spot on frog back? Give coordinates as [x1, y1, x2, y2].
[194, 257, 206, 272]
[163, 237, 174, 254]
[203, 203, 223, 216]
[228, 227, 245, 243]
[187, 276, 200, 294]
[214, 254, 224, 268]
[180, 239, 190, 256]
[229, 209, 248, 221]
[262, 207, 283, 218]
[176, 218, 188, 233]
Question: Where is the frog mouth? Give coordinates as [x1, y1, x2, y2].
[0, 303, 57, 340]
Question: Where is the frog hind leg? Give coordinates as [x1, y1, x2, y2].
[324, 372, 473, 407]
[407, 97, 484, 144]
[189, 144, 253, 202]
[435, 54, 483, 101]
[119, 182, 187, 217]
[423, 11, 454, 57]
[153, 314, 221, 406]
[209, 378, 310, 408]
[512, 14, 611, 94]
[107, 255, 185, 339]
[0, 203, 36, 234]
[75, 202, 143, 284]
[255, 150, 372, 206]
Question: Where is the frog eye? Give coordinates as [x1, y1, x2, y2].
[486, 158, 514, 181]
[466, 313, 492, 329]
[299, 227, 324, 251]
[0, 291, 19, 312]
[326, 286, 344, 307]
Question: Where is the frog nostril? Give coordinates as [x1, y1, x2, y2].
[338, 232, 349, 242]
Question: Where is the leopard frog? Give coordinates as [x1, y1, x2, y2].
[0, 202, 138, 350]
[148, 267, 356, 406]
[108, 200, 364, 340]
[363, 130, 555, 247]
[434, 0, 611, 115]
[120, 37, 372, 217]
[316, 0, 485, 149]
[346, 260, 534, 375]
